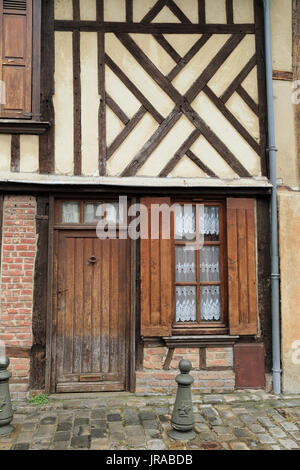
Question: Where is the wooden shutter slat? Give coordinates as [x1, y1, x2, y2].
[140, 197, 173, 337]
[227, 198, 258, 335]
[0, 0, 32, 118]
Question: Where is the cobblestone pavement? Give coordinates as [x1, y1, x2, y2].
[1, 391, 300, 450]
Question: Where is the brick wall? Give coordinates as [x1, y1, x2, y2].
[0, 195, 37, 399]
[136, 346, 235, 396]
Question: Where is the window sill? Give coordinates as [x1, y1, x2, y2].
[163, 335, 239, 348]
[0, 120, 51, 135]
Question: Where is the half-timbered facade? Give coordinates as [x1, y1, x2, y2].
[0, 0, 299, 398]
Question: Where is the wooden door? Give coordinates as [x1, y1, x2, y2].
[54, 230, 130, 392]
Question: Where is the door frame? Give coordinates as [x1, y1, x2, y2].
[45, 195, 136, 394]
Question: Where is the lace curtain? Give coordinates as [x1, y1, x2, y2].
[62, 203, 80, 223]
[176, 286, 197, 322]
[200, 286, 221, 321]
[175, 205, 221, 323]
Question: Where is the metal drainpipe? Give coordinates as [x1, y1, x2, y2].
[262, 0, 281, 394]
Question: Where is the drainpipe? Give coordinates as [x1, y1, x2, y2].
[262, 0, 281, 394]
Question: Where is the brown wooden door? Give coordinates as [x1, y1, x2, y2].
[54, 230, 130, 392]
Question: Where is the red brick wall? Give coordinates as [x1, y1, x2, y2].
[136, 346, 235, 395]
[0, 195, 37, 399]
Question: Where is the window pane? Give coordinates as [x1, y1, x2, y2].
[200, 246, 220, 282]
[199, 206, 220, 241]
[62, 202, 80, 223]
[200, 286, 221, 321]
[84, 202, 121, 224]
[174, 205, 196, 241]
[176, 286, 196, 322]
[175, 247, 196, 282]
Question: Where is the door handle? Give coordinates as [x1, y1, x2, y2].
[88, 255, 97, 264]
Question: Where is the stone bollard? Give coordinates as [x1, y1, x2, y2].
[0, 357, 14, 436]
[168, 359, 196, 441]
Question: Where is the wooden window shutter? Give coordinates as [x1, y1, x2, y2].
[140, 197, 173, 337]
[0, 0, 33, 118]
[227, 198, 258, 335]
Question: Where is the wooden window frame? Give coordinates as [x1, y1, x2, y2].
[0, 0, 42, 124]
[171, 199, 228, 336]
[54, 197, 128, 231]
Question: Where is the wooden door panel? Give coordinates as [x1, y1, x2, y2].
[55, 231, 130, 392]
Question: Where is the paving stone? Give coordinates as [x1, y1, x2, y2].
[278, 439, 299, 449]
[91, 437, 109, 450]
[257, 417, 276, 428]
[147, 439, 166, 450]
[91, 420, 107, 429]
[233, 428, 253, 439]
[248, 423, 266, 433]
[21, 422, 36, 431]
[145, 429, 161, 439]
[229, 442, 250, 450]
[40, 416, 57, 425]
[195, 423, 210, 433]
[35, 425, 56, 437]
[71, 436, 91, 449]
[140, 410, 156, 421]
[74, 417, 89, 426]
[91, 428, 107, 439]
[50, 441, 70, 450]
[110, 431, 126, 442]
[201, 406, 223, 425]
[57, 422, 73, 432]
[54, 431, 71, 442]
[257, 433, 276, 444]
[73, 424, 90, 437]
[290, 431, 300, 441]
[16, 432, 34, 443]
[107, 413, 122, 422]
[13, 443, 30, 450]
[269, 426, 287, 438]
[280, 421, 298, 432]
[91, 409, 106, 419]
[125, 417, 140, 426]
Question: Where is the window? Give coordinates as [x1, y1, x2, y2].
[55, 199, 126, 227]
[173, 202, 227, 333]
[0, 0, 41, 119]
[140, 197, 259, 339]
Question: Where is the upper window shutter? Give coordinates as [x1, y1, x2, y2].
[140, 197, 173, 337]
[0, 0, 33, 118]
[227, 198, 258, 335]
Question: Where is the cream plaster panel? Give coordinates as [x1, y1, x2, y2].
[205, 0, 226, 24]
[20, 135, 39, 173]
[133, 0, 157, 22]
[192, 93, 261, 175]
[105, 67, 140, 119]
[191, 135, 237, 179]
[172, 35, 229, 95]
[104, 0, 125, 22]
[53, 32, 74, 175]
[274, 80, 298, 188]
[0, 135, 11, 171]
[208, 35, 256, 97]
[242, 67, 258, 104]
[55, 0, 73, 20]
[106, 106, 125, 146]
[80, 0, 97, 21]
[137, 115, 195, 176]
[233, 0, 254, 24]
[227, 92, 260, 141]
[169, 155, 206, 178]
[129, 34, 176, 76]
[173, 0, 198, 23]
[106, 34, 174, 117]
[270, 0, 293, 72]
[163, 34, 202, 59]
[279, 190, 300, 393]
[81, 32, 100, 176]
[152, 6, 180, 23]
[107, 113, 158, 176]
